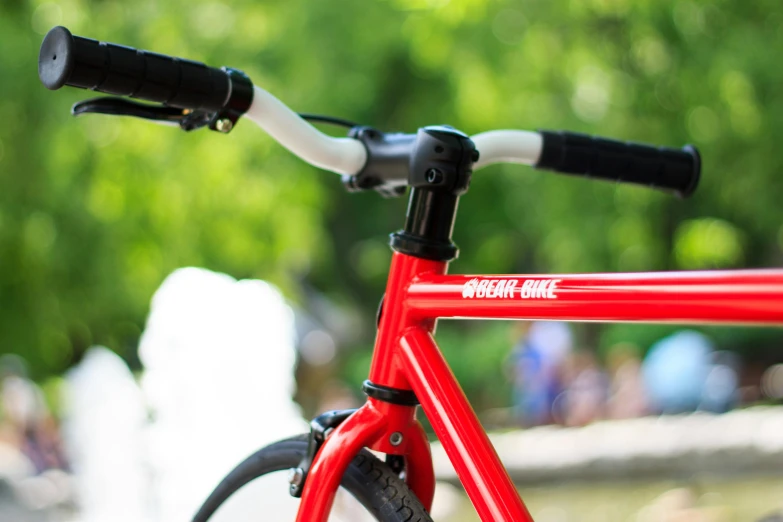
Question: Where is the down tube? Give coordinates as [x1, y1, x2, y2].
[407, 270, 783, 324]
[398, 328, 534, 522]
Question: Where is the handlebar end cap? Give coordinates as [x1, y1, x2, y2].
[679, 144, 701, 198]
[39, 26, 75, 90]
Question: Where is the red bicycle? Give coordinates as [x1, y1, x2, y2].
[39, 26, 783, 522]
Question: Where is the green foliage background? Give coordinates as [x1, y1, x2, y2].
[2, 0, 783, 407]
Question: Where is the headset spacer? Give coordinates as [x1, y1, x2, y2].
[362, 380, 419, 406]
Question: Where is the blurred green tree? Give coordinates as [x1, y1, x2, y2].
[2, 0, 783, 408]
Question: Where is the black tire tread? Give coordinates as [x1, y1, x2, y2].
[192, 434, 433, 522]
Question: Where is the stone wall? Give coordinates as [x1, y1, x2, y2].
[431, 406, 783, 485]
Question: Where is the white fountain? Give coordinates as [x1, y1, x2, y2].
[63, 267, 309, 522]
[138, 267, 307, 522]
[63, 347, 152, 522]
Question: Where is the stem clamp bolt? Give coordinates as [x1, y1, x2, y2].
[425, 168, 443, 184]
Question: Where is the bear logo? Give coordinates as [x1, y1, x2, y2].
[462, 278, 480, 298]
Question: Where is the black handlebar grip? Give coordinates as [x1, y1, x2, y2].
[535, 131, 701, 198]
[39, 26, 233, 112]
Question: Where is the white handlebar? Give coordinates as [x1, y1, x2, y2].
[245, 86, 367, 175]
[245, 86, 543, 176]
[470, 130, 543, 169]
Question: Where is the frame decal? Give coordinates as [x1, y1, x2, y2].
[462, 277, 561, 299]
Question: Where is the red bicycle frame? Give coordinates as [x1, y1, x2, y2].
[294, 251, 783, 522]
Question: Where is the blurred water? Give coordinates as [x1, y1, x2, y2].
[63, 267, 308, 522]
[63, 348, 151, 522]
[139, 268, 306, 522]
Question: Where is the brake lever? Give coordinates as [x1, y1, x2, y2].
[71, 97, 237, 133]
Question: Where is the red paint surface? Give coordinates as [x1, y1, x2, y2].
[400, 328, 534, 522]
[402, 420, 435, 512]
[408, 270, 783, 324]
[295, 403, 385, 522]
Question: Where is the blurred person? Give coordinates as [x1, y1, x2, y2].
[606, 343, 648, 419]
[557, 350, 608, 426]
[700, 351, 740, 413]
[0, 355, 66, 474]
[738, 360, 766, 404]
[0, 436, 39, 522]
[508, 322, 573, 426]
[642, 330, 714, 414]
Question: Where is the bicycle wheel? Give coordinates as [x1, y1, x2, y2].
[192, 434, 433, 522]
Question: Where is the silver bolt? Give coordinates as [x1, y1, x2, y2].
[389, 432, 403, 446]
[288, 467, 304, 486]
[215, 118, 233, 133]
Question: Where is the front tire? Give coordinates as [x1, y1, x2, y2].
[192, 435, 433, 522]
